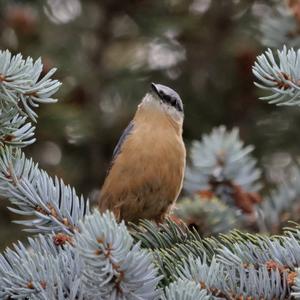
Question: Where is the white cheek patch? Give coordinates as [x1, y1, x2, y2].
[161, 103, 183, 122]
[141, 94, 161, 109]
[141, 94, 183, 122]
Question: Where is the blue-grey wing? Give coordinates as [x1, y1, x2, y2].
[112, 121, 134, 161]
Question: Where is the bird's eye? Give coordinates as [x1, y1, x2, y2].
[164, 95, 172, 102]
[165, 95, 177, 107]
[170, 97, 177, 106]
[157, 89, 180, 110]
[160, 92, 173, 104]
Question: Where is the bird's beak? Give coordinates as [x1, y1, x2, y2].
[151, 82, 160, 97]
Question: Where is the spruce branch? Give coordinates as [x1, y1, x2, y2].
[162, 279, 209, 300]
[0, 110, 36, 147]
[0, 50, 60, 148]
[3, 45, 300, 299]
[131, 218, 202, 250]
[259, 2, 300, 48]
[0, 211, 162, 299]
[178, 255, 226, 298]
[179, 255, 290, 299]
[217, 233, 300, 271]
[131, 219, 219, 261]
[132, 219, 220, 285]
[253, 46, 300, 106]
[257, 165, 300, 233]
[133, 219, 300, 295]
[185, 126, 261, 212]
[76, 210, 162, 300]
[0, 146, 90, 234]
[185, 126, 261, 193]
[0, 234, 85, 299]
[0, 50, 61, 121]
[292, 268, 300, 299]
[174, 196, 241, 236]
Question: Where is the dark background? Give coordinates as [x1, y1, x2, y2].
[0, 0, 297, 249]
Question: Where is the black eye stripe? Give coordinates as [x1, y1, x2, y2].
[162, 94, 171, 102]
[158, 91, 171, 102]
[151, 83, 183, 113]
[158, 91, 182, 111]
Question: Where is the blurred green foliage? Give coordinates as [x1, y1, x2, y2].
[0, 0, 298, 248]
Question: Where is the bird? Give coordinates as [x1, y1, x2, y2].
[98, 83, 186, 223]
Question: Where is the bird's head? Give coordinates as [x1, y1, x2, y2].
[140, 83, 184, 123]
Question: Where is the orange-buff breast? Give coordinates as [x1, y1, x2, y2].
[98, 104, 186, 223]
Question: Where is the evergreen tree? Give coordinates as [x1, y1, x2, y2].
[3, 0, 300, 298]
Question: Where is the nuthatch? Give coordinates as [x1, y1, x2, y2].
[98, 83, 186, 223]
